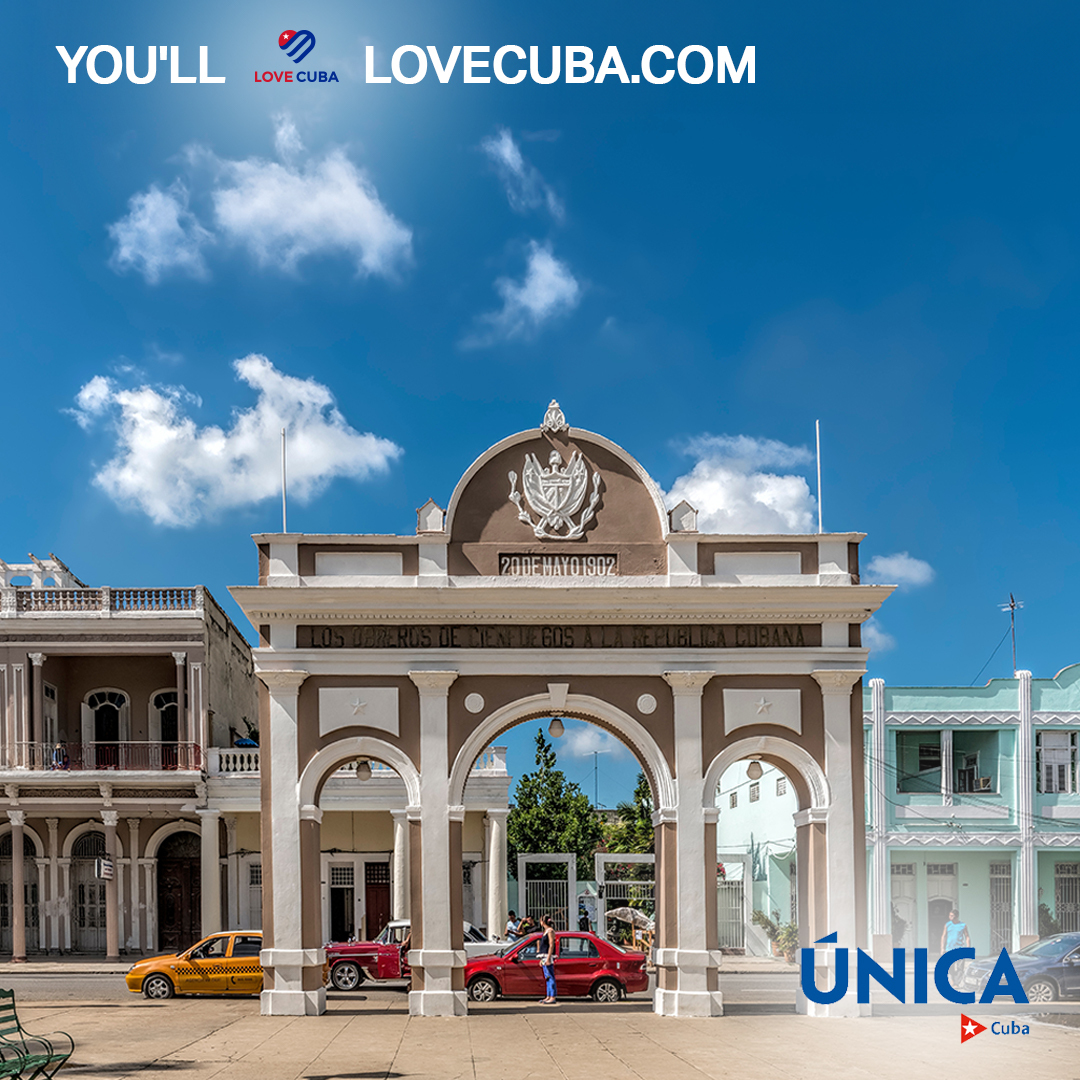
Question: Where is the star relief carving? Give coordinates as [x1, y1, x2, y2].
[350, 698, 367, 716]
[754, 697, 772, 715]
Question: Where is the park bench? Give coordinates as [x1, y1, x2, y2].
[0, 989, 73, 1080]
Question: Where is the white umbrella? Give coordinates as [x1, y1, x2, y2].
[605, 906, 655, 931]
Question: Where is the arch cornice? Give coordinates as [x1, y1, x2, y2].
[443, 427, 670, 538]
[449, 692, 676, 810]
[143, 819, 201, 860]
[62, 819, 125, 859]
[703, 735, 830, 811]
[298, 737, 421, 808]
[0, 822, 45, 859]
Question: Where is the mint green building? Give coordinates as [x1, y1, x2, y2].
[867, 668, 1080, 955]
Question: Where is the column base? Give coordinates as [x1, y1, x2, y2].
[260, 988, 326, 1016]
[653, 989, 724, 1017]
[408, 989, 468, 1016]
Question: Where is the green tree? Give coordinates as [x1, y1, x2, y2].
[507, 728, 606, 883]
[605, 771, 654, 854]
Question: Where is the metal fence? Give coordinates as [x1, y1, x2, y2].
[717, 880, 745, 948]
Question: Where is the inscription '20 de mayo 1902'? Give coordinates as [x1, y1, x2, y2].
[499, 554, 617, 576]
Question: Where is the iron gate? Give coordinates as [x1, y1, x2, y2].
[518, 855, 576, 930]
[717, 880, 745, 948]
[989, 862, 1012, 951]
[1056, 863, 1080, 932]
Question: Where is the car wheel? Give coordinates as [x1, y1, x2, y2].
[331, 962, 365, 991]
[143, 974, 175, 1000]
[1026, 978, 1058, 1004]
[468, 976, 499, 1002]
[591, 978, 622, 1004]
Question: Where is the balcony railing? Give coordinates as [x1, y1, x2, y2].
[1, 587, 204, 616]
[7, 742, 202, 771]
[207, 745, 509, 777]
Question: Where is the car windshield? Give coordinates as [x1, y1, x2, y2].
[375, 927, 393, 945]
[1016, 935, 1080, 959]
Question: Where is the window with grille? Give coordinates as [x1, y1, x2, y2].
[891, 864, 914, 876]
[776, 777, 787, 796]
[330, 866, 354, 887]
[749, 783, 760, 803]
[1037, 731, 1077, 793]
[365, 862, 390, 886]
[249, 864, 262, 887]
[729, 792, 737, 809]
[927, 863, 957, 876]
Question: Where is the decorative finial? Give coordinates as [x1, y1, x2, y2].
[542, 399, 567, 433]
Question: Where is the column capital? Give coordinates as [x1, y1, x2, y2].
[6, 810, 25, 828]
[28, 653, 45, 668]
[390, 808, 410, 823]
[172, 651, 187, 666]
[812, 669, 864, 693]
[196, 808, 222, 820]
[663, 671, 714, 694]
[447, 805, 466, 823]
[299, 804, 323, 823]
[45, 818, 58, 831]
[409, 670, 458, 694]
[259, 669, 309, 694]
[485, 808, 511, 822]
[793, 807, 829, 827]
[406, 805, 422, 821]
[100, 810, 119, 828]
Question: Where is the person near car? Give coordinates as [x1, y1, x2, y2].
[941, 909, 971, 956]
[539, 914, 557, 1004]
[506, 911, 519, 939]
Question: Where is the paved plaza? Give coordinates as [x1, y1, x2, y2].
[3, 983, 1073, 1080]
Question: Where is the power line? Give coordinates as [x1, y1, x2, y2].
[969, 624, 1013, 686]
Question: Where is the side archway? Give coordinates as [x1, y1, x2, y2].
[449, 692, 676, 809]
[298, 737, 421, 809]
[703, 735, 830, 811]
[144, 821, 200, 860]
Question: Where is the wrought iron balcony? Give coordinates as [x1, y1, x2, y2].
[6, 742, 202, 771]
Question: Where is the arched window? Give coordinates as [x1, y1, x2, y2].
[152, 691, 179, 742]
[72, 832, 106, 859]
[84, 691, 129, 769]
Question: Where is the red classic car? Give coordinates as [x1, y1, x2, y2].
[464, 931, 649, 1002]
[327, 920, 499, 990]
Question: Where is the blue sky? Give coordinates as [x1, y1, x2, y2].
[4, 1, 1079, 808]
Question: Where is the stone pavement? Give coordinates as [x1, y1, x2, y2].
[10, 987, 1076, 1080]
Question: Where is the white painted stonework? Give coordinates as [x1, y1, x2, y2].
[317, 687, 399, 737]
[723, 689, 802, 734]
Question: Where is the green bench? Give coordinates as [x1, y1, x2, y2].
[0, 990, 73, 1079]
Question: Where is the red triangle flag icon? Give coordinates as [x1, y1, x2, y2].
[960, 1014, 987, 1043]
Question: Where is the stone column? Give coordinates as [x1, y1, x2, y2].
[224, 816, 240, 930]
[46, 818, 59, 953]
[126, 819, 141, 952]
[1016, 670, 1037, 945]
[408, 670, 466, 1017]
[390, 810, 411, 921]
[7, 810, 26, 962]
[101, 810, 120, 961]
[485, 809, 509, 940]
[171, 653, 187, 746]
[656, 672, 721, 1017]
[141, 860, 157, 951]
[257, 670, 323, 1016]
[28, 654, 45, 766]
[197, 812, 221, 935]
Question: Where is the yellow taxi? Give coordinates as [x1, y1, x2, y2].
[125, 931, 265, 998]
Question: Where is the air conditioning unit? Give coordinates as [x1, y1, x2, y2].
[975, 777, 993, 792]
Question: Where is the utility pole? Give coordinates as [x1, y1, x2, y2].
[589, 749, 611, 808]
[999, 593, 1024, 673]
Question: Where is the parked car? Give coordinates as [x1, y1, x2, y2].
[326, 920, 501, 990]
[125, 931, 266, 999]
[464, 931, 648, 1003]
[962, 932, 1080, 1003]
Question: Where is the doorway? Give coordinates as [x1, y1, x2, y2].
[926, 862, 958, 954]
[157, 831, 201, 952]
[328, 865, 355, 942]
[71, 832, 107, 953]
[0, 833, 39, 954]
[364, 862, 391, 941]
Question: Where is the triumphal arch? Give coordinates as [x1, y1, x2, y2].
[231, 402, 892, 1018]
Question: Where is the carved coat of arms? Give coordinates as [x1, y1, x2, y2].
[508, 449, 601, 540]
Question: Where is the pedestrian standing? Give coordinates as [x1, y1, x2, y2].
[941, 909, 971, 954]
[539, 914, 557, 1004]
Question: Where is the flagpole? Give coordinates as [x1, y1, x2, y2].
[816, 420, 823, 534]
[281, 427, 288, 533]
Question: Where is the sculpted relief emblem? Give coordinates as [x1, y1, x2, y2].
[509, 448, 601, 540]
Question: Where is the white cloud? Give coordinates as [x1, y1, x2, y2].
[107, 181, 212, 283]
[464, 241, 581, 347]
[106, 115, 412, 283]
[665, 435, 817, 534]
[865, 552, 935, 588]
[70, 355, 401, 527]
[558, 722, 628, 760]
[481, 127, 563, 221]
[862, 619, 897, 654]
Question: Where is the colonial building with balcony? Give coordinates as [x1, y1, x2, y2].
[0, 555, 512, 960]
[866, 667, 1080, 955]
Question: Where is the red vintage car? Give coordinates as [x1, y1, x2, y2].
[327, 920, 499, 990]
[464, 931, 649, 1003]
